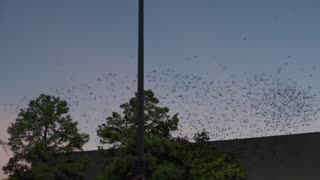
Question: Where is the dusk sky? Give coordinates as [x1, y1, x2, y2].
[2, 0, 320, 178]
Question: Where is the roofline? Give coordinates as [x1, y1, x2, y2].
[211, 131, 320, 143]
[71, 131, 320, 153]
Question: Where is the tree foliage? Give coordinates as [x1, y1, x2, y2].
[97, 90, 245, 179]
[3, 94, 89, 180]
[193, 129, 210, 143]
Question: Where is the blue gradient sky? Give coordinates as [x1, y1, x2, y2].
[2, 0, 320, 177]
[2, 0, 320, 93]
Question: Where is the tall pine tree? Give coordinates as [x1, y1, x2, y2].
[3, 94, 89, 180]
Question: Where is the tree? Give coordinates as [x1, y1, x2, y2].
[3, 94, 90, 180]
[193, 129, 210, 143]
[97, 90, 245, 179]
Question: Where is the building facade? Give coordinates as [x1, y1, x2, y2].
[72, 132, 320, 179]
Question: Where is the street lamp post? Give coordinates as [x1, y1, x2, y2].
[135, 0, 145, 178]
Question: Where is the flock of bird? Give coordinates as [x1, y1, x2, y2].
[1, 57, 320, 144]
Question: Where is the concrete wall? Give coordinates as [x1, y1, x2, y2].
[211, 132, 320, 180]
[72, 132, 320, 179]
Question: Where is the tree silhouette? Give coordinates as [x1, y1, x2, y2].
[3, 94, 90, 180]
[97, 90, 245, 179]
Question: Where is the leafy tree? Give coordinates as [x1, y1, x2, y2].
[193, 129, 210, 143]
[3, 94, 90, 180]
[97, 90, 245, 180]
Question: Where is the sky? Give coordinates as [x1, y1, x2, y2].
[2, 0, 320, 178]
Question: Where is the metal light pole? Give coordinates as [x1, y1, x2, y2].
[134, 0, 145, 178]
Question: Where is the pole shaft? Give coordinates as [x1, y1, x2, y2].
[136, 0, 145, 177]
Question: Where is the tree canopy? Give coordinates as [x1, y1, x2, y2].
[97, 90, 245, 180]
[3, 94, 89, 180]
